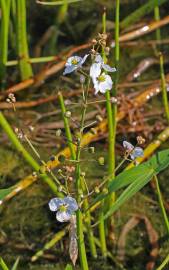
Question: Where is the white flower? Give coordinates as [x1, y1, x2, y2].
[49, 196, 78, 222]
[90, 54, 115, 94]
[93, 72, 113, 94]
[90, 54, 116, 78]
[63, 55, 88, 75]
[123, 140, 144, 160]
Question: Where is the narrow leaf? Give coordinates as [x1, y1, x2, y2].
[0, 258, 9, 270]
[11, 257, 20, 270]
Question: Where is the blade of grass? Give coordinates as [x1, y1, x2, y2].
[0, 258, 9, 270]
[11, 258, 20, 270]
[120, 0, 167, 29]
[91, 149, 169, 224]
[156, 254, 169, 270]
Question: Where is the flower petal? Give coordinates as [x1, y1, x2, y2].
[123, 141, 134, 151]
[49, 198, 63, 212]
[56, 210, 72, 222]
[93, 79, 99, 95]
[133, 147, 144, 158]
[79, 54, 89, 66]
[63, 196, 78, 212]
[63, 65, 76, 75]
[95, 54, 103, 64]
[90, 63, 101, 79]
[102, 64, 116, 73]
[98, 75, 113, 93]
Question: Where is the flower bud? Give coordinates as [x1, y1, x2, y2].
[64, 111, 71, 118]
[80, 171, 86, 177]
[94, 187, 100, 194]
[32, 171, 37, 177]
[96, 115, 103, 122]
[88, 147, 95, 154]
[80, 75, 85, 84]
[92, 39, 97, 45]
[102, 188, 108, 195]
[90, 128, 97, 135]
[105, 46, 110, 55]
[56, 129, 62, 137]
[98, 156, 104, 165]
[58, 169, 62, 174]
[137, 136, 145, 145]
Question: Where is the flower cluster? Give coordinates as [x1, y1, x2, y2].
[90, 54, 116, 94]
[123, 141, 144, 160]
[49, 196, 78, 222]
[63, 53, 116, 94]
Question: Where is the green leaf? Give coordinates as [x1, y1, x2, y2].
[91, 163, 152, 208]
[92, 149, 169, 223]
[65, 264, 73, 270]
[0, 258, 9, 270]
[0, 187, 14, 201]
[11, 258, 20, 270]
[120, 0, 167, 29]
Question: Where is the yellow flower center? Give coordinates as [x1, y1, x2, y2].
[60, 205, 67, 212]
[98, 74, 106, 82]
[71, 59, 78, 65]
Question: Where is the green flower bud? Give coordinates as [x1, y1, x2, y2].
[98, 156, 104, 165]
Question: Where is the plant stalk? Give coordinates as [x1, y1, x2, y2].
[154, 175, 169, 235]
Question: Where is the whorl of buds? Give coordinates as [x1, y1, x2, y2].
[6, 93, 16, 104]
[137, 136, 145, 145]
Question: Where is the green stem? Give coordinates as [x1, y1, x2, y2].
[59, 89, 96, 258]
[75, 80, 90, 269]
[0, 0, 11, 89]
[156, 254, 169, 270]
[6, 56, 59, 66]
[98, 205, 107, 258]
[159, 53, 169, 123]
[16, 0, 33, 80]
[154, 1, 161, 41]
[36, 0, 83, 5]
[0, 112, 59, 195]
[81, 178, 97, 258]
[58, 91, 76, 160]
[154, 175, 169, 235]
